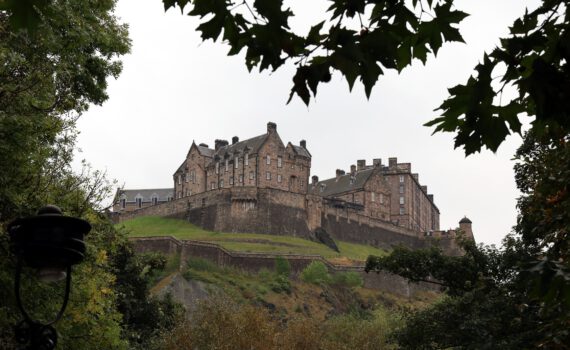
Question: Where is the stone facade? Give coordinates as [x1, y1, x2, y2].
[112, 188, 173, 213]
[173, 122, 311, 200]
[114, 122, 474, 248]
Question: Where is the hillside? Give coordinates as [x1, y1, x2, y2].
[117, 216, 387, 263]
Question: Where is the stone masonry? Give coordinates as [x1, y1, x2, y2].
[114, 122, 474, 252]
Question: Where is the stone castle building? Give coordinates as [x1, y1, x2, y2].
[114, 122, 472, 250]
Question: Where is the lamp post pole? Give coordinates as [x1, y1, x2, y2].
[7, 205, 91, 350]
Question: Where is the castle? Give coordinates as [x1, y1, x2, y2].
[114, 122, 473, 251]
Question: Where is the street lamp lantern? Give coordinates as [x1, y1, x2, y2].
[7, 205, 91, 350]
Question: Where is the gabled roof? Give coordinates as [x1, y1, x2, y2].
[197, 144, 215, 157]
[215, 134, 268, 158]
[316, 168, 375, 197]
[289, 143, 311, 158]
[116, 188, 173, 202]
[174, 159, 187, 174]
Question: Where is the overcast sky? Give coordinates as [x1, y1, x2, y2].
[75, 0, 541, 246]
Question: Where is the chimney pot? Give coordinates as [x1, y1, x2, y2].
[300, 140, 306, 148]
[311, 175, 319, 184]
[215, 139, 229, 151]
[199, 143, 209, 148]
[357, 159, 366, 171]
[373, 158, 382, 167]
[232, 136, 239, 144]
[267, 122, 277, 134]
[335, 169, 345, 180]
[350, 165, 356, 174]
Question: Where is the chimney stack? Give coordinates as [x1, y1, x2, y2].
[232, 136, 239, 144]
[312, 175, 319, 185]
[388, 157, 397, 167]
[199, 143, 209, 148]
[421, 185, 427, 193]
[335, 169, 345, 181]
[428, 194, 434, 202]
[300, 140, 306, 148]
[373, 158, 382, 167]
[350, 165, 356, 175]
[267, 122, 277, 134]
[215, 139, 229, 151]
[357, 159, 366, 171]
[412, 173, 419, 182]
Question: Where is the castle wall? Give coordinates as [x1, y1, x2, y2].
[130, 236, 438, 297]
[321, 212, 426, 250]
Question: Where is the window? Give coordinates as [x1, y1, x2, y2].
[215, 162, 219, 174]
[167, 196, 173, 202]
[399, 175, 405, 183]
[239, 174, 244, 183]
[120, 198, 126, 209]
[152, 197, 158, 205]
[185, 174, 189, 182]
[266, 155, 271, 164]
[249, 172, 254, 180]
[277, 174, 282, 183]
[191, 170, 196, 183]
[291, 164, 295, 169]
[277, 156, 282, 168]
[371, 192, 375, 202]
[230, 177, 234, 185]
[178, 175, 181, 185]
[211, 182, 215, 190]
[380, 193, 384, 204]
[235, 157, 239, 169]
[137, 198, 142, 208]
[266, 172, 271, 180]
[400, 196, 404, 205]
[399, 185, 404, 194]
[220, 179, 224, 188]
[225, 159, 229, 172]
[245, 153, 249, 165]
[399, 207, 405, 215]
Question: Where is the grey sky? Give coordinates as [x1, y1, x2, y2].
[75, 0, 540, 246]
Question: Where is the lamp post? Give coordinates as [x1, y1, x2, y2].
[7, 205, 91, 350]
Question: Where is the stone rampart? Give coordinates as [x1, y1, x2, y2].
[130, 237, 438, 297]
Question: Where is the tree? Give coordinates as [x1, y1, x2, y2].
[365, 131, 570, 348]
[162, 0, 567, 155]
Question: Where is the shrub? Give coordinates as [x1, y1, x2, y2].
[301, 261, 331, 285]
[331, 271, 364, 288]
[269, 274, 291, 294]
[274, 256, 291, 277]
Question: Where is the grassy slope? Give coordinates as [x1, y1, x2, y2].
[118, 216, 386, 262]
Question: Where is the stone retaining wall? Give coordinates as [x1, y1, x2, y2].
[130, 236, 438, 297]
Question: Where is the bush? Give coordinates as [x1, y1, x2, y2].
[269, 274, 291, 294]
[301, 261, 331, 285]
[274, 256, 291, 277]
[331, 271, 363, 288]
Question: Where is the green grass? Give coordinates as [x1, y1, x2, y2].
[117, 216, 387, 261]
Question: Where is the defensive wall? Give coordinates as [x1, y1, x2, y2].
[131, 236, 439, 297]
[114, 187, 462, 253]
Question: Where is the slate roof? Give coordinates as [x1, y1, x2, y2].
[214, 134, 268, 158]
[197, 144, 215, 157]
[316, 168, 375, 197]
[292, 144, 311, 158]
[117, 188, 173, 202]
